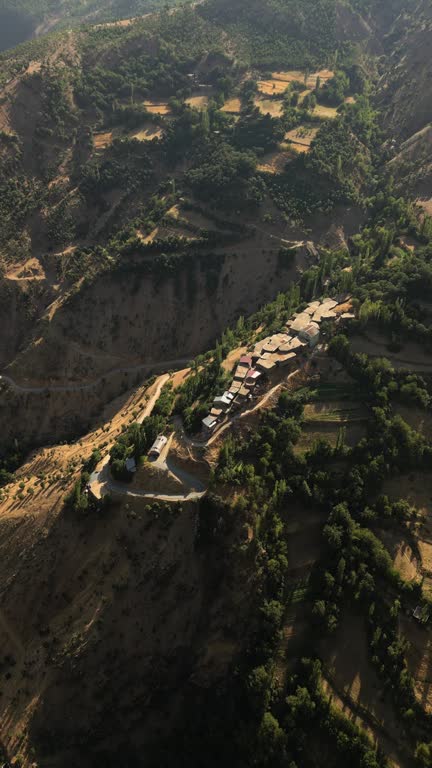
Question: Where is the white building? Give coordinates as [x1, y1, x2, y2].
[149, 435, 168, 459]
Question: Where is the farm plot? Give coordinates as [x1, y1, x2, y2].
[142, 101, 171, 115]
[271, 68, 334, 88]
[393, 405, 432, 439]
[295, 397, 367, 453]
[93, 131, 113, 150]
[254, 96, 283, 117]
[350, 333, 432, 371]
[400, 614, 432, 714]
[186, 94, 210, 109]
[129, 123, 163, 141]
[221, 96, 242, 114]
[257, 78, 289, 95]
[257, 149, 291, 173]
[382, 472, 432, 588]
[376, 527, 421, 583]
[313, 103, 339, 119]
[285, 124, 319, 152]
[320, 615, 404, 765]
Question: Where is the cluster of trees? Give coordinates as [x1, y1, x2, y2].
[109, 413, 166, 480]
[185, 140, 265, 208]
[64, 448, 103, 514]
[202, 0, 339, 68]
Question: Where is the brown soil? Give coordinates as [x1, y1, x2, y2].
[253, 97, 283, 117]
[0, 371, 252, 765]
[271, 69, 334, 88]
[257, 79, 289, 95]
[221, 97, 242, 114]
[94, 131, 113, 150]
[377, 527, 421, 582]
[257, 149, 291, 173]
[320, 614, 406, 767]
[393, 404, 432, 438]
[400, 614, 432, 714]
[133, 460, 186, 493]
[285, 124, 319, 150]
[221, 345, 249, 373]
[350, 333, 432, 370]
[185, 95, 210, 109]
[142, 101, 171, 115]
[313, 104, 339, 119]
[129, 123, 163, 141]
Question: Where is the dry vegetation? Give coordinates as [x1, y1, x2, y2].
[257, 149, 291, 173]
[253, 96, 283, 117]
[320, 615, 406, 767]
[350, 333, 432, 371]
[285, 124, 319, 152]
[221, 96, 242, 114]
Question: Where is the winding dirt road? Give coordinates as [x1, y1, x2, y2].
[0, 357, 192, 395]
[89, 374, 208, 502]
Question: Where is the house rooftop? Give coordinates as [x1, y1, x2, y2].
[210, 407, 223, 417]
[257, 358, 276, 371]
[289, 313, 313, 333]
[202, 415, 218, 429]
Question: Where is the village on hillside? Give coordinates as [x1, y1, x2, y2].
[202, 297, 355, 437]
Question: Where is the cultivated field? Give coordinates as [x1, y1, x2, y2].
[285, 124, 319, 152]
[129, 123, 163, 141]
[350, 333, 432, 371]
[93, 131, 113, 149]
[382, 472, 432, 594]
[271, 69, 334, 88]
[186, 95, 210, 109]
[257, 149, 291, 173]
[400, 614, 432, 714]
[221, 96, 242, 114]
[320, 615, 405, 767]
[142, 101, 171, 115]
[313, 104, 339, 119]
[377, 527, 421, 583]
[254, 96, 283, 117]
[295, 390, 367, 453]
[257, 78, 289, 95]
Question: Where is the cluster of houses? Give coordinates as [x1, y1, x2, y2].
[202, 297, 354, 436]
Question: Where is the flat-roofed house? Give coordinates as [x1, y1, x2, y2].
[202, 415, 218, 435]
[213, 394, 232, 410]
[234, 365, 248, 382]
[299, 322, 320, 347]
[289, 313, 312, 334]
[256, 357, 276, 372]
[279, 337, 307, 354]
[245, 369, 262, 387]
[263, 339, 279, 353]
[237, 384, 251, 400]
[304, 300, 321, 315]
[275, 351, 296, 368]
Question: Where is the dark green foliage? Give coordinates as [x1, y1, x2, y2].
[185, 141, 264, 208]
[109, 414, 165, 480]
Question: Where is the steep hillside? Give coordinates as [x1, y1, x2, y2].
[0, 0, 182, 51]
[0, 185, 432, 766]
[0, 1, 381, 451]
